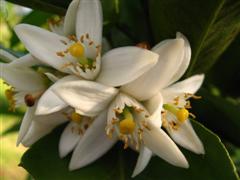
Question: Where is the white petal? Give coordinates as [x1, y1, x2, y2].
[97, 47, 158, 87]
[59, 122, 82, 158]
[144, 92, 163, 127]
[0, 49, 17, 62]
[17, 106, 36, 146]
[0, 63, 45, 92]
[161, 74, 204, 104]
[63, 0, 80, 35]
[107, 92, 149, 125]
[53, 80, 118, 117]
[166, 32, 191, 85]
[9, 54, 42, 67]
[69, 110, 117, 170]
[143, 122, 189, 168]
[14, 24, 72, 73]
[44, 72, 59, 82]
[36, 75, 78, 115]
[21, 111, 68, 147]
[168, 120, 205, 154]
[49, 20, 64, 36]
[132, 146, 152, 178]
[76, 0, 102, 46]
[21, 121, 53, 147]
[121, 39, 185, 101]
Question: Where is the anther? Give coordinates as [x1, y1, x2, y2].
[24, 94, 35, 107]
[136, 42, 150, 50]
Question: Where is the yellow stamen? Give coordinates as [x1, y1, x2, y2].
[5, 89, 15, 111]
[176, 108, 189, 123]
[68, 42, 85, 58]
[5, 89, 13, 100]
[71, 112, 82, 123]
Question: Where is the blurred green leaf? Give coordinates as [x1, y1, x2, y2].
[0, 96, 24, 116]
[207, 34, 240, 97]
[10, 10, 53, 47]
[7, 0, 68, 15]
[20, 121, 238, 179]
[149, 0, 240, 76]
[1, 121, 21, 136]
[193, 88, 240, 146]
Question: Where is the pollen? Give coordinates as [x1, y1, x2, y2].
[5, 89, 13, 100]
[119, 118, 136, 134]
[71, 112, 82, 123]
[68, 42, 85, 58]
[176, 108, 189, 123]
[5, 89, 16, 111]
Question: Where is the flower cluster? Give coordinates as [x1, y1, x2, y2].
[0, 0, 205, 177]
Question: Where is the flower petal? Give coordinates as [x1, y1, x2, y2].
[53, 80, 118, 117]
[49, 20, 64, 36]
[168, 119, 205, 154]
[144, 92, 163, 127]
[63, 0, 80, 35]
[161, 74, 204, 104]
[14, 24, 72, 73]
[36, 75, 78, 115]
[21, 111, 68, 147]
[132, 146, 152, 178]
[69, 110, 117, 170]
[44, 72, 59, 82]
[9, 54, 42, 67]
[17, 106, 36, 146]
[59, 122, 82, 158]
[0, 49, 17, 62]
[0, 63, 45, 92]
[166, 32, 191, 86]
[143, 122, 189, 168]
[76, 0, 102, 46]
[121, 39, 185, 101]
[97, 47, 158, 87]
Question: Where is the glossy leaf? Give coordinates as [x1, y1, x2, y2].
[20, 121, 238, 179]
[10, 10, 53, 47]
[149, 0, 240, 76]
[193, 88, 240, 146]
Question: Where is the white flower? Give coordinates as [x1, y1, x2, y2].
[53, 35, 200, 177]
[14, 0, 158, 118]
[0, 50, 68, 146]
[121, 32, 205, 155]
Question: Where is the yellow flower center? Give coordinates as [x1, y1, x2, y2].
[71, 112, 82, 124]
[176, 108, 189, 122]
[5, 89, 13, 100]
[163, 104, 189, 123]
[119, 108, 136, 134]
[5, 89, 15, 111]
[68, 43, 85, 58]
[119, 118, 136, 134]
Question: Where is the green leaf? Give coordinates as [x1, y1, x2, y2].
[207, 34, 240, 97]
[7, 0, 68, 15]
[1, 121, 21, 136]
[149, 0, 240, 75]
[193, 88, 240, 146]
[20, 121, 238, 179]
[10, 10, 53, 47]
